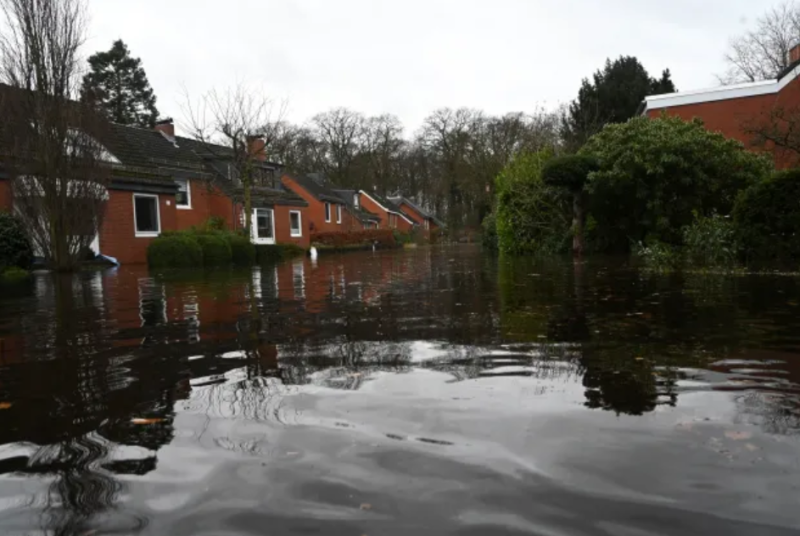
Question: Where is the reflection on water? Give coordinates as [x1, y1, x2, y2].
[0, 246, 799, 534]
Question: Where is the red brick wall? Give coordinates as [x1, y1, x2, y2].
[100, 189, 177, 265]
[281, 175, 356, 233]
[399, 201, 426, 226]
[0, 179, 11, 211]
[176, 180, 234, 230]
[274, 205, 310, 248]
[646, 76, 800, 168]
[358, 193, 389, 229]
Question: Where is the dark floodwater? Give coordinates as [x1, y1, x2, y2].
[1, 246, 799, 535]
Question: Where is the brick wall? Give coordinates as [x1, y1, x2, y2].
[282, 175, 356, 233]
[358, 193, 390, 229]
[100, 189, 177, 265]
[274, 205, 310, 248]
[0, 179, 11, 211]
[176, 179, 234, 230]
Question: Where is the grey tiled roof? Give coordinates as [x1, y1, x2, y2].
[288, 173, 346, 203]
[388, 196, 446, 228]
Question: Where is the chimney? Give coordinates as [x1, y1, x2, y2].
[790, 42, 800, 65]
[155, 118, 175, 140]
[247, 136, 266, 162]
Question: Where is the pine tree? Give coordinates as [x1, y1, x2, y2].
[81, 40, 159, 127]
[563, 57, 676, 149]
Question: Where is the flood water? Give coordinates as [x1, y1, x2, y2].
[0, 245, 799, 535]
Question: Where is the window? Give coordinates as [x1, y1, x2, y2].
[256, 208, 274, 240]
[325, 202, 331, 222]
[289, 210, 302, 237]
[353, 194, 360, 208]
[336, 204, 342, 224]
[424, 219, 430, 231]
[253, 167, 276, 188]
[133, 194, 160, 237]
[176, 179, 191, 208]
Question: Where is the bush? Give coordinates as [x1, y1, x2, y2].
[1, 266, 31, 282]
[481, 212, 498, 251]
[581, 116, 772, 252]
[633, 240, 682, 273]
[542, 154, 598, 192]
[147, 233, 203, 269]
[255, 244, 306, 264]
[226, 233, 256, 266]
[311, 229, 397, 249]
[196, 234, 232, 266]
[494, 150, 572, 255]
[734, 169, 800, 263]
[0, 211, 33, 270]
[682, 213, 738, 267]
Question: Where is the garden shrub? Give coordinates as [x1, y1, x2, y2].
[147, 233, 203, 269]
[481, 212, 498, 251]
[581, 116, 772, 252]
[311, 229, 396, 249]
[733, 169, 800, 263]
[542, 154, 598, 192]
[255, 244, 306, 264]
[494, 150, 572, 255]
[682, 213, 738, 267]
[632, 240, 682, 273]
[0, 211, 33, 270]
[196, 233, 232, 266]
[226, 233, 256, 266]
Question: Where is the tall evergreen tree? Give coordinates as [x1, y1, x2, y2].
[563, 56, 676, 149]
[81, 40, 159, 127]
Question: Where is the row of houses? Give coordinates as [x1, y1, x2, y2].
[0, 97, 443, 265]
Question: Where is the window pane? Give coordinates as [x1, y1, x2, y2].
[176, 179, 189, 206]
[290, 212, 301, 233]
[135, 197, 158, 232]
[257, 209, 273, 238]
[325, 203, 331, 221]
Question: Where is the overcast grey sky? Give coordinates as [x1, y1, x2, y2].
[87, 0, 784, 133]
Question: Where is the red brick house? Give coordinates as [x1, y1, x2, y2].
[282, 173, 380, 232]
[641, 43, 800, 168]
[356, 190, 415, 231]
[387, 195, 444, 238]
[0, 115, 309, 265]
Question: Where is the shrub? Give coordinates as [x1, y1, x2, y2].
[682, 213, 738, 267]
[0, 211, 33, 270]
[494, 150, 572, 255]
[633, 240, 682, 273]
[226, 233, 256, 266]
[255, 244, 306, 264]
[481, 212, 498, 251]
[1, 266, 31, 282]
[581, 115, 772, 252]
[203, 216, 227, 232]
[147, 233, 203, 268]
[734, 169, 800, 263]
[542, 154, 598, 192]
[196, 234, 232, 266]
[311, 229, 396, 249]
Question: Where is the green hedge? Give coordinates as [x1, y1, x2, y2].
[196, 234, 232, 266]
[226, 234, 256, 266]
[734, 169, 800, 263]
[255, 244, 306, 264]
[147, 233, 203, 268]
[0, 211, 33, 271]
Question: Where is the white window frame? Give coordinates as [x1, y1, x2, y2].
[324, 202, 331, 222]
[252, 208, 276, 245]
[133, 193, 161, 238]
[336, 204, 342, 224]
[175, 178, 191, 209]
[289, 210, 303, 237]
[353, 194, 359, 208]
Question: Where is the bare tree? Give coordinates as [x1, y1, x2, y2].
[310, 108, 365, 187]
[0, 0, 111, 271]
[721, 1, 800, 83]
[360, 114, 404, 194]
[184, 84, 286, 236]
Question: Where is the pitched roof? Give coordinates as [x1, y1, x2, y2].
[287, 173, 347, 203]
[359, 190, 415, 225]
[388, 195, 446, 227]
[333, 188, 382, 223]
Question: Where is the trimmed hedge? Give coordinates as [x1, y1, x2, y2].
[0, 211, 33, 270]
[196, 234, 232, 266]
[148, 233, 204, 269]
[255, 243, 306, 264]
[226, 234, 256, 266]
[734, 169, 800, 263]
[311, 229, 396, 249]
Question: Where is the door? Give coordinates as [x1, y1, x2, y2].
[252, 208, 275, 245]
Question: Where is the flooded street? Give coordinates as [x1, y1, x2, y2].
[0, 245, 799, 535]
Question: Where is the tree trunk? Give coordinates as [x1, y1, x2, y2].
[572, 191, 585, 259]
